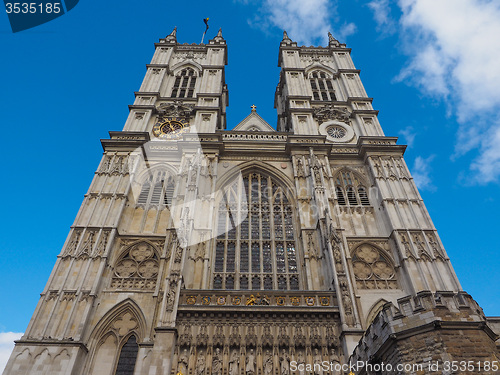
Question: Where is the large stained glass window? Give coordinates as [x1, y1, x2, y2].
[213, 172, 300, 290]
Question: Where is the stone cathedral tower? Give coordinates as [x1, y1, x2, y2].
[4, 29, 499, 375]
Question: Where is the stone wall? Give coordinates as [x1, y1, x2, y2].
[350, 291, 500, 374]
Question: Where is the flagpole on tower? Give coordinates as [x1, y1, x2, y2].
[201, 18, 209, 44]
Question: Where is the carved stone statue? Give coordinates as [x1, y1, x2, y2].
[263, 349, 273, 375]
[166, 288, 176, 311]
[212, 347, 222, 373]
[195, 351, 205, 375]
[296, 351, 305, 375]
[329, 348, 341, 375]
[228, 349, 239, 375]
[177, 348, 189, 374]
[280, 349, 290, 375]
[313, 348, 323, 375]
[245, 348, 256, 375]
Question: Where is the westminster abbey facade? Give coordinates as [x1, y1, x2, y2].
[4, 29, 499, 375]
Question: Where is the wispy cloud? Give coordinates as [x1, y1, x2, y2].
[237, 0, 356, 45]
[399, 126, 416, 147]
[470, 121, 500, 183]
[411, 155, 436, 191]
[368, 0, 397, 35]
[0, 332, 23, 373]
[393, 0, 500, 184]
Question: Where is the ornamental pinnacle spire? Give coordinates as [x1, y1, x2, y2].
[165, 26, 177, 44]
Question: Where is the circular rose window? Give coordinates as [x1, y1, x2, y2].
[327, 126, 346, 139]
[319, 120, 355, 143]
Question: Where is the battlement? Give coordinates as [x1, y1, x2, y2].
[351, 291, 499, 374]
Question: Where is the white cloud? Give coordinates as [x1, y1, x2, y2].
[470, 121, 500, 183]
[411, 155, 435, 191]
[262, 0, 333, 44]
[368, 0, 396, 34]
[394, 0, 500, 183]
[399, 126, 416, 147]
[239, 0, 356, 45]
[0, 332, 23, 373]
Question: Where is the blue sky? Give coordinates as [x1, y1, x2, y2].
[1, 0, 500, 368]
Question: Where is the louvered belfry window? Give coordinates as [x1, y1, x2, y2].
[171, 68, 197, 98]
[309, 71, 337, 101]
[213, 172, 300, 290]
[335, 170, 371, 207]
[136, 171, 175, 207]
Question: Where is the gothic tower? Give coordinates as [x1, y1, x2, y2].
[4, 29, 498, 375]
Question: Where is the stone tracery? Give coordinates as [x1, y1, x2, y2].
[111, 242, 160, 289]
[351, 243, 397, 289]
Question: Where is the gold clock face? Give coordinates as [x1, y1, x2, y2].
[152, 117, 189, 139]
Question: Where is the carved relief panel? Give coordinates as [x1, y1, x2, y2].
[110, 240, 162, 290]
[348, 242, 398, 290]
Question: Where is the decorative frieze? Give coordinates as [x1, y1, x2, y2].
[179, 291, 335, 309]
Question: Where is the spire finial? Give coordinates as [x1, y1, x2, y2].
[165, 27, 177, 44]
[328, 31, 339, 47]
[212, 27, 225, 43]
[251, 104, 257, 112]
[283, 30, 290, 41]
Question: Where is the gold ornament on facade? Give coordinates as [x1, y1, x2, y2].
[305, 296, 315, 306]
[231, 296, 241, 305]
[320, 296, 330, 306]
[217, 296, 226, 305]
[201, 296, 211, 305]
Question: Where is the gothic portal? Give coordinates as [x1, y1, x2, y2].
[4, 28, 499, 375]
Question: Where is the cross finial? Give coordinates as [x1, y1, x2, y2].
[251, 104, 257, 112]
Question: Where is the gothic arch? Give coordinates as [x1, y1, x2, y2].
[212, 165, 302, 290]
[171, 61, 202, 76]
[135, 163, 178, 184]
[110, 239, 161, 265]
[87, 298, 147, 345]
[304, 63, 337, 77]
[365, 299, 389, 327]
[85, 299, 147, 375]
[216, 160, 296, 199]
[332, 167, 371, 187]
[11, 348, 32, 375]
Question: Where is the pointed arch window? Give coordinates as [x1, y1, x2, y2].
[136, 171, 175, 208]
[309, 71, 337, 101]
[171, 68, 197, 98]
[115, 335, 138, 375]
[335, 170, 370, 206]
[213, 172, 300, 290]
